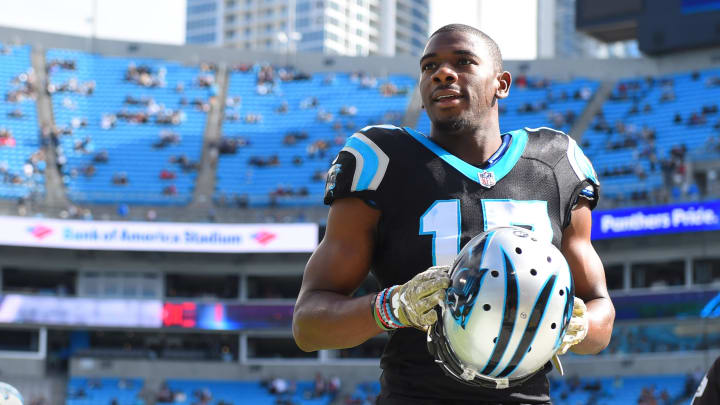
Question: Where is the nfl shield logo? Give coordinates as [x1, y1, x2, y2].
[478, 171, 496, 188]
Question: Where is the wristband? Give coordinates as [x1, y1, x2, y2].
[373, 286, 406, 330]
[372, 292, 392, 331]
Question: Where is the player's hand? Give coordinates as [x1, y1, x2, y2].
[390, 265, 450, 331]
[557, 297, 589, 355]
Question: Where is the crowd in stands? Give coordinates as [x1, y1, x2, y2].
[547, 374, 695, 405]
[42, 49, 216, 205]
[582, 70, 720, 207]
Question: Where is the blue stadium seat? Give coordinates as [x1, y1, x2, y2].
[215, 67, 415, 207]
[46, 49, 214, 205]
[0, 44, 44, 200]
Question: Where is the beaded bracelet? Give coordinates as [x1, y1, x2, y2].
[372, 286, 405, 330]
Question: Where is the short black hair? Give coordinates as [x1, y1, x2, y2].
[429, 24, 503, 72]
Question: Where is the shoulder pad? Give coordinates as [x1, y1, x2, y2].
[334, 129, 391, 192]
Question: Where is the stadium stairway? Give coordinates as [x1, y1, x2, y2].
[400, 86, 423, 128]
[31, 46, 69, 207]
[190, 63, 228, 209]
[567, 79, 616, 141]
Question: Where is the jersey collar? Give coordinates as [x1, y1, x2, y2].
[403, 126, 528, 187]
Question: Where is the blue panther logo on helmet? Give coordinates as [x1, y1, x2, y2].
[447, 266, 488, 329]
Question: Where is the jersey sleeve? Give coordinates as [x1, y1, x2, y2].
[323, 126, 392, 209]
[692, 356, 720, 405]
[555, 136, 600, 226]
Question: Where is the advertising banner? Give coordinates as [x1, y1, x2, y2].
[612, 289, 720, 320]
[0, 295, 295, 330]
[162, 301, 293, 330]
[0, 216, 318, 253]
[0, 294, 163, 328]
[592, 200, 720, 240]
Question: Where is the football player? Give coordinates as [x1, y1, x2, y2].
[293, 24, 615, 404]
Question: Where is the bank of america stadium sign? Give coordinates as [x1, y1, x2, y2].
[0, 216, 318, 253]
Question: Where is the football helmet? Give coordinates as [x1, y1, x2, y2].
[0, 382, 23, 405]
[427, 226, 574, 389]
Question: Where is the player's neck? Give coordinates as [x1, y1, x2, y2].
[429, 119, 503, 167]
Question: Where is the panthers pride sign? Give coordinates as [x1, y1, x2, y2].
[592, 200, 720, 239]
[0, 216, 318, 253]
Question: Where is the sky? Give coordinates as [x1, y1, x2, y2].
[429, 0, 538, 60]
[0, 0, 186, 45]
[0, 0, 538, 59]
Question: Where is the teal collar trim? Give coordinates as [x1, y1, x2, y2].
[403, 127, 528, 186]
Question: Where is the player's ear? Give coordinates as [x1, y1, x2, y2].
[496, 70, 511, 99]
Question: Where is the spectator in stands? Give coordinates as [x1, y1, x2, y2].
[93, 150, 109, 163]
[660, 88, 676, 102]
[163, 184, 178, 196]
[638, 386, 658, 405]
[283, 133, 298, 145]
[689, 112, 706, 126]
[311, 170, 325, 182]
[316, 109, 333, 122]
[234, 193, 249, 208]
[156, 382, 174, 403]
[313, 373, 326, 398]
[276, 101, 289, 114]
[328, 376, 341, 402]
[83, 164, 96, 177]
[380, 82, 398, 96]
[112, 172, 128, 185]
[7, 108, 23, 118]
[300, 96, 318, 109]
[292, 156, 303, 166]
[270, 377, 288, 395]
[159, 169, 176, 180]
[702, 104, 719, 115]
[245, 113, 262, 124]
[101, 113, 117, 129]
[153, 130, 181, 148]
[674, 113, 683, 124]
[360, 74, 377, 89]
[705, 75, 720, 87]
[0, 128, 16, 147]
[217, 137, 248, 154]
[340, 105, 358, 116]
[73, 136, 91, 153]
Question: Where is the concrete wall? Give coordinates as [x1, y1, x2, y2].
[70, 357, 381, 392]
[0, 357, 46, 378]
[557, 349, 720, 378]
[69, 351, 720, 388]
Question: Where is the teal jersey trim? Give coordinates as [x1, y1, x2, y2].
[403, 127, 528, 185]
[344, 136, 380, 191]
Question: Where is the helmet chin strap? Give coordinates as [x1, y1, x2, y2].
[551, 354, 565, 376]
[427, 307, 538, 390]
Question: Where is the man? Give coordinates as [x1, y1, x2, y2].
[293, 24, 614, 404]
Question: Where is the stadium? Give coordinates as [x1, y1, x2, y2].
[1, 0, 720, 404]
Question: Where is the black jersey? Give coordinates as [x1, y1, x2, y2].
[693, 357, 720, 405]
[323, 125, 599, 403]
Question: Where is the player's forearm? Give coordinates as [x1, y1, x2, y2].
[292, 290, 383, 352]
[570, 296, 615, 354]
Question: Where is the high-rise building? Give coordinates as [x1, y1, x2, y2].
[537, 0, 640, 59]
[185, 0, 430, 57]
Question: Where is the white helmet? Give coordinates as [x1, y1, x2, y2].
[0, 382, 24, 405]
[427, 226, 574, 389]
